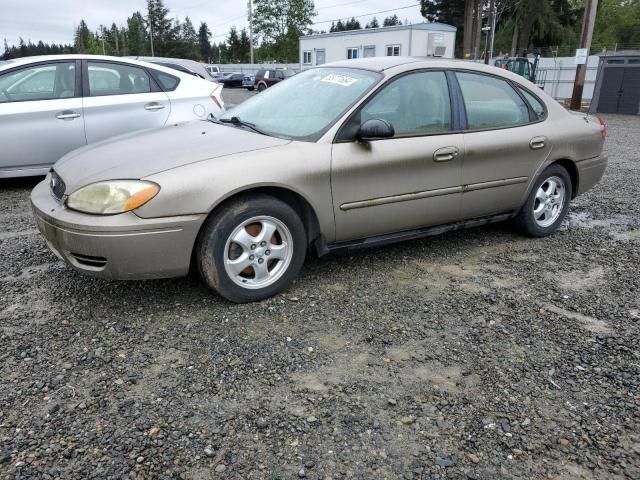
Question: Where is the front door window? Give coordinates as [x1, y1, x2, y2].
[360, 71, 452, 136]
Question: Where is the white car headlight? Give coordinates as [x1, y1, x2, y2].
[66, 180, 160, 215]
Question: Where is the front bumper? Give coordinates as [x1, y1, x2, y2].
[31, 180, 206, 280]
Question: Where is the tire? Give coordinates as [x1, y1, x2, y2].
[514, 164, 572, 237]
[247, 86, 254, 91]
[197, 194, 307, 303]
[257, 83, 266, 92]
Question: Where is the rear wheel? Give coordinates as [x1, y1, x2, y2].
[197, 195, 306, 303]
[514, 164, 572, 237]
[257, 83, 267, 92]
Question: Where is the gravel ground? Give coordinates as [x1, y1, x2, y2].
[1, 114, 639, 480]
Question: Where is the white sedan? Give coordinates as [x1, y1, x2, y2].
[0, 54, 224, 178]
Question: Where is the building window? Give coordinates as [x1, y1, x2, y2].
[363, 46, 376, 58]
[347, 47, 359, 59]
[386, 45, 401, 56]
[303, 51, 312, 65]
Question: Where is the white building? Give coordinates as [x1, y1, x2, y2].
[299, 23, 457, 70]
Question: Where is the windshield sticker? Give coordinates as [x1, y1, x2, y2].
[321, 74, 358, 87]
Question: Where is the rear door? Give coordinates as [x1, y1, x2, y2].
[455, 71, 551, 219]
[0, 60, 85, 173]
[82, 60, 170, 144]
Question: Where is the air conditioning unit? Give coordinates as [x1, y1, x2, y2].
[427, 33, 446, 57]
[433, 45, 447, 57]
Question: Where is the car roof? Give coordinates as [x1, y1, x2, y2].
[317, 56, 539, 85]
[321, 56, 423, 71]
[0, 54, 183, 74]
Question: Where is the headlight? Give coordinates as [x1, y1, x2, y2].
[66, 180, 160, 214]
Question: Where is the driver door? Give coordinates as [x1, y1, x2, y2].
[331, 70, 464, 242]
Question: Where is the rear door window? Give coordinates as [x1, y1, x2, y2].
[88, 62, 152, 97]
[517, 86, 546, 119]
[456, 71, 530, 129]
[150, 70, 180, 91]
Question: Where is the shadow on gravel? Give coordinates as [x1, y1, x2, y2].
[0, 175, 45, 190]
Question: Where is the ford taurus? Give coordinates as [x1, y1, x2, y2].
[31, 57, 607, 302]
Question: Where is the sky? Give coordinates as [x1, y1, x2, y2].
[1, 0, 428, 46]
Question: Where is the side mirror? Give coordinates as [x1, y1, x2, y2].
[357, 118, 395, 141]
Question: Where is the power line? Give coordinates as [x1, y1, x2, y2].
[206, 1, 423, 40]
[313, 2, 421, 25]
[318, 0, 369, 11]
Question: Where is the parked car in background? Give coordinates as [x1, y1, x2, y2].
[132, 56, 217, 82]
[218, 72, 245, 88]
[0, 54, 224, 178]
[206, 65, 221, 79]
[243, 74, 256, 91]
[254, 68, 295, 92]
[32, 57, 606, 303]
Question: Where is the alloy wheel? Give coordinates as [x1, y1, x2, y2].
[223, 216, 294, 289]
[533, 175, 566, 228]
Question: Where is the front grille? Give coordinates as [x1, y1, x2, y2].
[50, 170, 66, 200]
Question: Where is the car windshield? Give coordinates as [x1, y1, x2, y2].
[219, 67, 381, 141]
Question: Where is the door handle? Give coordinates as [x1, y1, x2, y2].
[529, 137, 547, 150]
[433, 146, 459, 162]
[56, 111, 81, 120]
[144, 102, 165, 111]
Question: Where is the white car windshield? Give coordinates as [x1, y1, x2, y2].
[219, 67, 381, 141]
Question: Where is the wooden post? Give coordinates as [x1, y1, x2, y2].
[570, 0, 599, 110]
[484, 0, 495, 64]
[473, 0, 483, 60]
[463, 0, 474, 59]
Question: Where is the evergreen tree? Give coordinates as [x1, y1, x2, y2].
[127, 12, 147, 56]
[383, 14, 402, 27]
[239, 28, 251, 63]
[366, 17, 380, 29]
[146, 0, 172, 55]
[227, 26, 242, 62]
[175, 16, 199, 59]
[198, 22, 212, 62]
[74, 20, 100, 53]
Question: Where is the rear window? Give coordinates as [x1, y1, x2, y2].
[149, 69, 180, 91]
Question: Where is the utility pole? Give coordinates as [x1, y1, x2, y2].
[484, 0, 496, 65]
[149, 21, 153, 57]
[248, 0, 254, 64]
[570, 0, 598, 110]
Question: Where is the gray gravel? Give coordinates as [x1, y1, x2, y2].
[1, 114, 639, 479]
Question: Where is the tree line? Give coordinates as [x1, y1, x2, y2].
[3, 0, 640, 63]
[328, 15, 404, 32]
[421, 0, 640, 59]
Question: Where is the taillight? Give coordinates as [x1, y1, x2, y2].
[597, 115, 606, 141]
[210, 94, 222, 110]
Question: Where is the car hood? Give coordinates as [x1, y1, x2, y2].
[54, 121, 291, 193]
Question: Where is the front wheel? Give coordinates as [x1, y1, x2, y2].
[197, 195, 307, 303]
[257, 83, 266, 92]
[514, 164, 572, 237]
